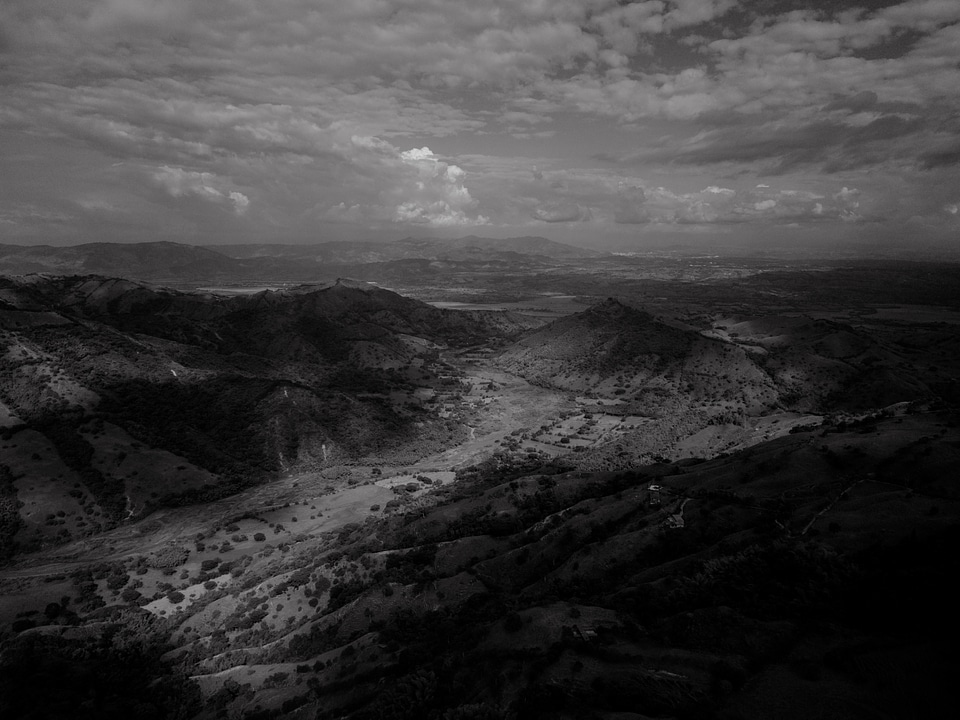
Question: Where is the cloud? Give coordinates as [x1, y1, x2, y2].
[229, 191, 250, 213]
[532, 202, 591, 223]
[390, 146, 488, 226]
[606, 181, 871, 226]
[823, 91, 879, 113]
[614, 183, 650, 224]
[2, 0, 959, 243]
[663, 0, 737, 31]
[919, 144, 960, 169]
[152, 166, 249, 214]
[322, 140, 488, 227]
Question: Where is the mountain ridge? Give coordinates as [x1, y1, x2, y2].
[1, 237, 602, 286]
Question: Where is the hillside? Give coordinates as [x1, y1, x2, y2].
[500, 299, 939, 416]
[0, 275, 537, 558]
[498, 299, 779, 415]
[2, 409, 957, 719]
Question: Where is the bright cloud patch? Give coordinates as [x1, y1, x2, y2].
[393, 147, 487, 226]
[330, 139, 488, 227]
[153, 167, 249, 214]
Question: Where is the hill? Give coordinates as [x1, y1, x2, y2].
[500, 299, 938, 415]
[498, 298, 779, 415]
[0, 275, 537, 558]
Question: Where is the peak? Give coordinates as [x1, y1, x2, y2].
[332, 277, 376, 290]
[599, 297, 626, 308]
[581, 298, 655, 323]
[590, 297, 631, 313]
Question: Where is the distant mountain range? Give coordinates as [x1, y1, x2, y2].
[215, 235, 603, 262]
[0, 236, 603, 284]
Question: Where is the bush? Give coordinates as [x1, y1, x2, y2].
[106, 574, 129, 591]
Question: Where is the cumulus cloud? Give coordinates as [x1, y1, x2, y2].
[152, 166, 249, 214]
[390, 146, 488, 226]
[329, 139, 488, 227]
[614, 183, 650, 224]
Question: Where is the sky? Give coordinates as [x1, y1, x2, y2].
[1, 0, 959, 252]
